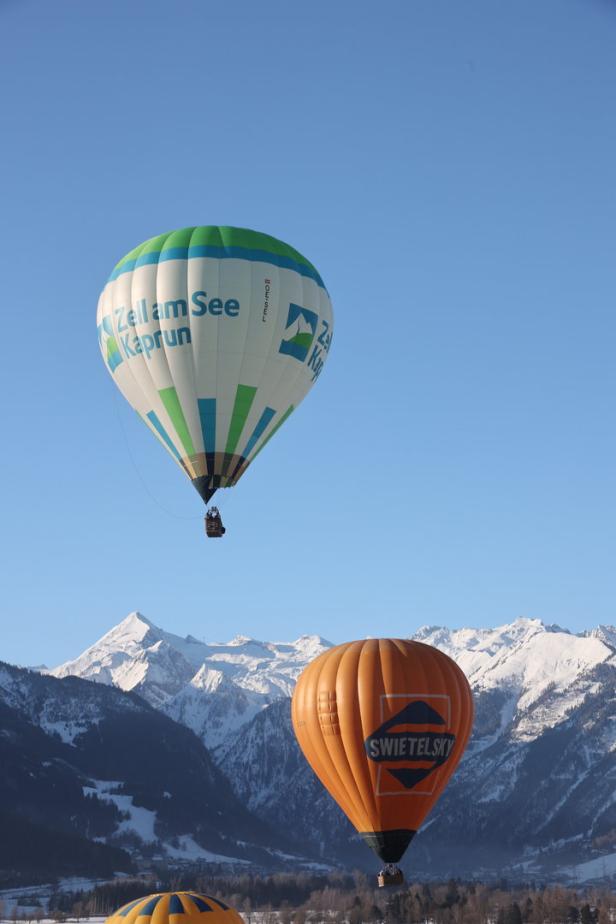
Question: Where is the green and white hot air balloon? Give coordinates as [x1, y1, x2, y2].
[96, 226, 333, 533]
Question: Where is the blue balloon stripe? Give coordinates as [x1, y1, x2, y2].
[198, 398, 216, 457]
[168, 895, 185, 915]
[118, 900, 144, 917]
[136, 897, 160, 917]
[187, 895, 214, 913]
[195, 894, 229, 911]
[108, 245, 325, 289]
[240, 406, 277, 462]
[146, 411, 182, 461]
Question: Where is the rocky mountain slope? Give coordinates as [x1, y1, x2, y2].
[47, 614, 616, 881]
[0, 661, 307, 883]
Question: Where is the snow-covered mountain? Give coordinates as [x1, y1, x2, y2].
[49, 613, 616, 881]
[414, 620, 611, 740]
[51, 613, 613, 754]
[51, 612, 329, 747]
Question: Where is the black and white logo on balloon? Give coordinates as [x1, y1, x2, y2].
[365, 695, 456, 796]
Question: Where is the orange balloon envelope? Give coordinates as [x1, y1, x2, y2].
[291, 638, 474, 865]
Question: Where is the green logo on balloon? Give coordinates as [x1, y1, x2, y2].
[97, 315, 123, 373]
[279, 304, 318, 362]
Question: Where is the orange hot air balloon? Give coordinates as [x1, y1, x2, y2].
[291, 638, 473, 884]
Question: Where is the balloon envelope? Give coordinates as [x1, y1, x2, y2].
[97, 226, 333, 504]
[291, 638, 474, 864]
[104, 892, 242, 924]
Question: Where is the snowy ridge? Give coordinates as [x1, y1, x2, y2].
[51, 613, 614, 749]
[416, 618, 612, 739]
[50, 612, 331, 747]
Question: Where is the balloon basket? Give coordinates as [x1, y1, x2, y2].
[205, 507, 226, 538]
[377, 866, 404, 888]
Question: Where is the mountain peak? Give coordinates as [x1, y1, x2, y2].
[585, 624, 616, 649]
[229, 634, 256, 646]
[415, 617, 547, 646]
[108, 610, 160, 643]
[119, 610, 155, 629]
[190, 664, 226, 692]
[415, 624, 450, 639]
[50, 617, 333, 747]
[293, 633, 333, 647]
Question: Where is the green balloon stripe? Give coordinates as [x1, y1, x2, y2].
[158, 387, 195, 457]
[224, 384, 257, 459]
[111, 226, 322, 285]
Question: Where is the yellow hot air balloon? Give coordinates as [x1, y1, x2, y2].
[105, 892, 242, 924]
[291, 638, 474, 885]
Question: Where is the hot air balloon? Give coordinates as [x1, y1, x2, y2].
[291, 639, 473, 886]
[96, 226, 333, 535]
[105, 892, 242, 924]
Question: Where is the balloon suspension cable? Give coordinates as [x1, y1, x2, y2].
[111, 388, 202, 521]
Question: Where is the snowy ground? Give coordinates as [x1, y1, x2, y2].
[563, 850, 616, 882]
[0, 881, 100, 916]
[82, 781, 157, 844]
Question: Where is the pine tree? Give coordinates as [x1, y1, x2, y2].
[581, 905, 594, 924]
[504, 903, 523, 924]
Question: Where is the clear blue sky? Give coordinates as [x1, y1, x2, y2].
[1, 0, 615, 667]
